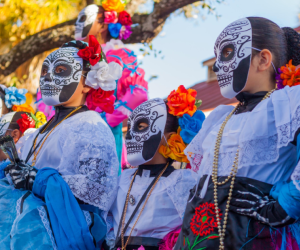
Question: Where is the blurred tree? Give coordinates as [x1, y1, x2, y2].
[0, 0, 222, 91]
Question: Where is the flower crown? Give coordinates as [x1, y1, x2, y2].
[77, 35, 122, 114]
[16, 111, 47, 134]
[159, 85, 205, 163]
[276, 60, 300, 89]
[102, 0, 133, 40]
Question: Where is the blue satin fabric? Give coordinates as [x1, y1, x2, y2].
[32, 168, 96, 250]
[0, 169, 106, 249]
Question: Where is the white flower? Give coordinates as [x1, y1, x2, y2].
[86, 61, 122, 91]
[102, 39, 124, 54]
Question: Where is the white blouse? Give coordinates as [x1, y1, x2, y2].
[108, 168, 197, 245]
[16, 111, 119, 212]
[186, 85, 300, 197]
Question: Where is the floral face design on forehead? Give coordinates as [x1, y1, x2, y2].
[213, 18, 252, 99]
[125, 98, 167, 166]
[40, 47, 84, 106]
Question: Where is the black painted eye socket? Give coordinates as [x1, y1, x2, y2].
[79, 15, 87, 22]
[221, 44, 235, 61]
[133, 117, 149, 132]
[41, 65, 48, 76]
[54, 64, 72, 77]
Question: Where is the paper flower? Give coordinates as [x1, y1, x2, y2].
[77, 35, 102, 66]
[12, 103, 35, 113]
[276, 60, 300, 89]
[86, 88, 116, 114]
[118, 11, 132, 26]
[25, 93, 33, 105]
[159, 128, 189, 163]
[104, 11, 118, 24]
[119, 25, 132, 40]
[4, 87, 27, 108]
[35, 111, 47, 128]
[167, 85, 197, 117]
[102, 0, 125, 13]
[17, 113, 35, 133]
[179, 110, 206, 144]
[108, 23, 122, 38]
[86, 61, 122, 91]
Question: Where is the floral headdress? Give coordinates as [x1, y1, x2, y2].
[276, 59, 300, 89]
[102, 0, 133, 40]
[159, 85, 205, 163]
[77, 35, 122, 113]
[16, 111, 47, 134]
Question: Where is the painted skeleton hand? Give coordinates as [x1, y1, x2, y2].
[4, 161, 37, 190]
[229, 183, 295, 227]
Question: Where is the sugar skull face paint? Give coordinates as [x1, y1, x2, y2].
[40, 47, 84, 106]
[75, 4, 99, 41]
[125, 98, 167, 166]
[213, 18, 252, 99]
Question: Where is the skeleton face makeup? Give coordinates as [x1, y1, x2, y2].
[213, 18, 252, 99]
[40, 47, 84, 106]
[75, 4, 99, 41]
[125, 98, 167, 166]
[0, 112, 15, 136]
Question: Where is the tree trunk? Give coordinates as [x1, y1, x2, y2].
[0, 0, 201, 78]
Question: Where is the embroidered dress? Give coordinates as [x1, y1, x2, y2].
[109, 165, 197, 250]
[175, 86, 300, 250]
[0, 110, 119, 249]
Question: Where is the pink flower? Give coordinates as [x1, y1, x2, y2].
[119, 25, 132, 40]
[104, 11, 118, 24]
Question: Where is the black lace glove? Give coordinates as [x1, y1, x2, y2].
[4, 161, 37, 190]
[229, 183, 295, 227]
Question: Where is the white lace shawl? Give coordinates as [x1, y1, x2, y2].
[16, 111, 119, 211]
[185, 86, 300, 195]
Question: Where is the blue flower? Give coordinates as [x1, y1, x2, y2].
[108, 23, 122, 38]
[4, 87, 27, 108]
[0, 159, 11, 179]
[178, 110, 205, 144]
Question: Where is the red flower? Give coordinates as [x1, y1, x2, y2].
[190, 202, 222, 236]
[86, 88, 116, 114]
[17, 113, 36, 134]
[77, 35, 102, 66]
[118, 11, 132, 26]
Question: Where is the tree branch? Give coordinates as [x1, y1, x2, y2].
[0, 0, 201, 77]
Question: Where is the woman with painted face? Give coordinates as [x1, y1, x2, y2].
[75, 3, 149, 174]
[174, 18, 300, 250]
[0, 37, 121, 249]
[107, 86, 206, 250]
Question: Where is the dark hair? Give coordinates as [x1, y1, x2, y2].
[248, 17, 300, 79]
[164, 101, 179, 133]
[7, 112, 28, 131]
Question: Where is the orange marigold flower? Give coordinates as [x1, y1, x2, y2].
[279, 60, 300, 88]
[167, 85, 197, 117]
[12, 103, 35, 113]
[159, 128, 189, 163]
[102, 0, 125, 13]
[25, 93, 33, 105]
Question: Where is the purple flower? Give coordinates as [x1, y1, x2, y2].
[275, 68, 284, 89]
[119, 25, 132, 40]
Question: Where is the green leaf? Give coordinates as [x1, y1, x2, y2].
[186, 237, 191, 250]
[195, 99, 202, 108]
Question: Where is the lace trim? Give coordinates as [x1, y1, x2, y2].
[16, 196, 22, 218]
[83, 210, 92, 228]
[167, 171, 196, 219]
[37, 206, 58, 250]
[116, 105, 131, 117]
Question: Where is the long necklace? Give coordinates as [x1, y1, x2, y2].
[31, 106, 82, 166]
[121, 162, 169, 250]
[213, 89, 275, 249]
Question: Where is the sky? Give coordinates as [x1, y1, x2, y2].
[127, 0, 300, 99]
